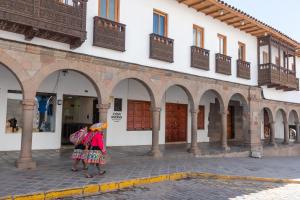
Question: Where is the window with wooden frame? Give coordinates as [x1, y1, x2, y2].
[193, 25, 204, 48]
[153, 9, 168, 37]
[98, 0, 120, 21]
[197, 105, 205, 130]
[218, 34, 227, 55]
[127, 100, 152, 131]
[238, 42, 246, 61]
[263, 51, 269, 64]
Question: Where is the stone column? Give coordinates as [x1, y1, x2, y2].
[283, 121, 289, 145]
[295, 123, 300, 143]
[221, 111, 230, 151]
[16, 99, 36, 169]
[99, 103, 110, 147]
[188, 109, 201, 156]
[150, 107, 162, 158]
[270, 121, 276, 146]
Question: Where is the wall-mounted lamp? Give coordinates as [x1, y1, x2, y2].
[219, 10, 224, 16]
[240, 20, 245, 26]
[57, 99, 62, 105]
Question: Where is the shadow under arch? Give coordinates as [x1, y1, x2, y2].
[31, 67, 102, 103]
[0, 61, 25, 94]
[109, 77, 157, 108]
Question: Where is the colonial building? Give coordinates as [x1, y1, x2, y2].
[0, 0, 299, 169]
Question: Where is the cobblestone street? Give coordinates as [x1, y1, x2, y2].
[70, 178, 300, 200]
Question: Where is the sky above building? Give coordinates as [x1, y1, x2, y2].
[223, 0, 300, 42]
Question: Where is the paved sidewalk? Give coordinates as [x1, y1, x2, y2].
[1, 144, 300, 197]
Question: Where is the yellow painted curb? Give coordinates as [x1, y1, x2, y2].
[14, 193, 44, 200]
[83, 185, 99, 195]
[3, 171, 300, 200]
[0, 196, 13, 200]
[191, 172, 300, 184]
[45, 188, 82, 200]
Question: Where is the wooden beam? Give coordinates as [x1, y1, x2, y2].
[197, 4, 214, 12]
[188, 0, 207, 7]
[204, 8, 220, 15]
[234, 22, 250, 28]
[227, 19, 242, 25]
[220, 16, 236, 22]
[213, 12, 230, 19]
[240, 24, 257, 31]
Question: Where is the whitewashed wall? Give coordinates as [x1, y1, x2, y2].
[0, 0, 257, 87]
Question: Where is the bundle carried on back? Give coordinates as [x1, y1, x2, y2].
[69, 127, 88, 145]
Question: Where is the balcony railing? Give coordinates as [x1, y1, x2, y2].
[149, 33, 174, 63]
[237, 60, 251, 80]
[93, 17, 126, 52]
[215, 53, 231, 75]
[258, 63, 298, 90]
[191, 46, 210, 70]
[0, 0, 87, 49]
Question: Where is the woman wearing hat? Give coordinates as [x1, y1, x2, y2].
[83, 123, 107, 178]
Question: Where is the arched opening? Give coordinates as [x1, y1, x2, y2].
[274, 109, 287, 143]
[227, 93, 249, 148]
[0, 63, 24, 151]
[107, 78, 156, 147]
[288, 110, 299, 143]
[260, 108, 274, 145]
[35, 69, 101, 149]
[162, 85, 194, 145]
[199, 89, 224, 147]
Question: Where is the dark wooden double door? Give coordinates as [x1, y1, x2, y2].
[165, 103, 188, 143]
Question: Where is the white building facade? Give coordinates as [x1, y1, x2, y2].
[0, 0, 299, 168]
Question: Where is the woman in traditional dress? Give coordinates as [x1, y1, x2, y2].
[84, 123, 107, 178]
[71, 127, 88, 171]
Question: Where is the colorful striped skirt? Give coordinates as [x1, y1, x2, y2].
[84, 147, 105, 165]
[71, 144, 86, 160]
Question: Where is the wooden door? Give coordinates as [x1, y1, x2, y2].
[165, 103, 187, 143]
[227, 106, 235, 139]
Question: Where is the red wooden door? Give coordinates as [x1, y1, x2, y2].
[165, 103, 187, 143]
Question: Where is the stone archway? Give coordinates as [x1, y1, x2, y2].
[288, 110, 300, 143]
[108, 77, 160, 157]
[226, 93, 249, 147]
[260, 107, 274, 145]
[159, 84, 199, 155]
[274, 108, 288, 144]
[198, 89, 226, 150]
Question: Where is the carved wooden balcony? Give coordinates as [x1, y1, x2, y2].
[237, 60, 251, 80]
[93, 16, 126, 52]
[150, 33, 174, 63]
[0, 0, 88, 49]
[191, 46, 210, 70]
[258, 63, 281, 86]
[215, 53, 231, 75]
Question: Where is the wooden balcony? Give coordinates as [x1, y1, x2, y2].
[258, 63, 298, 91]
[237, 60, 251, 80]
[191, 46, 210, 70]
[149, 33, 174, 63]
[215, 53, 231, 75]
[0, 0, 87, 49]
[93, 17, 126, 52]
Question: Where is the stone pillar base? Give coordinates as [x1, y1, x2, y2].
[222, 146, 230, 152]
[149, 149, 163, 158]
[282, 141, 289, 145]
[187, 147, 201, 157]
[15, 159, 36, 169]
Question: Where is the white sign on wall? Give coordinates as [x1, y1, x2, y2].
[111, 112, 122, 122]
